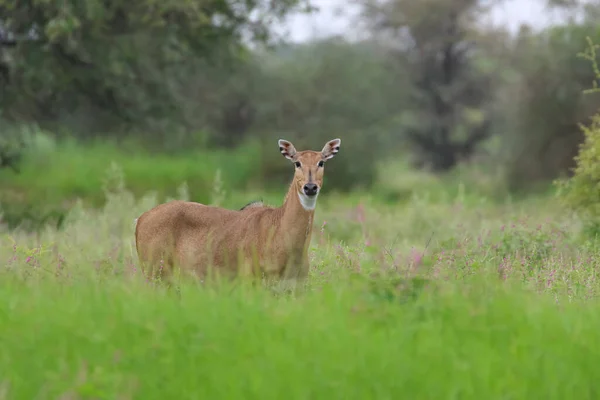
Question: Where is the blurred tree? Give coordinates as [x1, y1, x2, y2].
[0, 144, 21, 173]
[248, 37, 408, 191]
[0, 121, 25, 173]
[357, 0, 503, 171]
[498, 20, 600, 190]
[0, 0, 313, 140]
[547, 0, 580, 7]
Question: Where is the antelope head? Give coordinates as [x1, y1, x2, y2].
[278, 138, 342, 211]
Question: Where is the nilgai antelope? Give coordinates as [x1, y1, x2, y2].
[134, 138, 342, 288]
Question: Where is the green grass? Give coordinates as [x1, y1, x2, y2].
[4, 140, 261, 200]
[1, 276, 599, 399]
[2, 148, 600, 398]
[0, 133, 521, 231]
[0, 131, 522, 231]
[0, 137, 268, 229]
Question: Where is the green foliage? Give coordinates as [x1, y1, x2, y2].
[556, 114, 600, 235]
[256, 39, 405, 134]
[579, 36, 600, 95]
[358, 0, 499, 171]
[0, 130, 387, 229]
[0, 0, 311, 137]
[1, 167, 600, 398]
[4, 0, 600, 208]
[501, 23, 600, 190]
[251, 38, 406, 191]
[0, 137, 264, 230]
[555, 37, 600, 236]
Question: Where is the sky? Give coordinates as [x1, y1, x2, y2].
[273, 0, 572, 42]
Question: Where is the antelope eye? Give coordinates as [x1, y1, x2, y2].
[294, 161, 301, 168]
[318, 160, 324, 167]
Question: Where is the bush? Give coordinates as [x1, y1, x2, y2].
[500, 24, 600, 191]
[556, 113, 600, 235]
[555, 37, 600, 236]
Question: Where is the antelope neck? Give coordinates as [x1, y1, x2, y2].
[277, 180, 315, 242]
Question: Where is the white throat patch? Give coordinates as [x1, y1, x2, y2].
[298, 191, 319, 211]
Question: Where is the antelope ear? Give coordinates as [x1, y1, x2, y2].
[278, 139, 297, 161]
[321, 138, 341, 161]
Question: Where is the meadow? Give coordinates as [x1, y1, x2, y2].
[1, 140, 600, 399]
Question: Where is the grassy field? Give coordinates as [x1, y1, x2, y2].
[0, 136, 268, 230]
[1, 155, 600, 399]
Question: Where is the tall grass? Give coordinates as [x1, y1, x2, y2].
[1, 275, 599, 399]
[1, 137, 265, 202]
[0, 136, 268, 229]
[1, 162, 599, 398]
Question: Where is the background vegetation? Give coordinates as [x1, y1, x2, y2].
[3, 0, 600, 397]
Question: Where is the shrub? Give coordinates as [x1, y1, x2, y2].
[555, 37, 600, 236]
[556, 113, 600, 235]
[501, 24, 600, 191]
